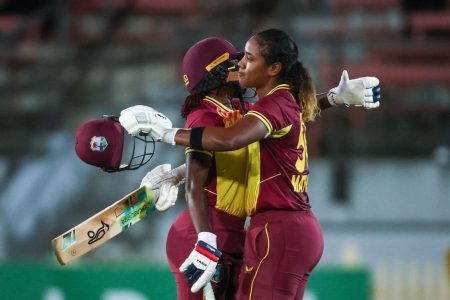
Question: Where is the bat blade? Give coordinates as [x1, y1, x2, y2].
[51, 186, 155, 265]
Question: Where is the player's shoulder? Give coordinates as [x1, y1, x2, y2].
[185, 107, 223, 128]
[259, 89, 295, 107]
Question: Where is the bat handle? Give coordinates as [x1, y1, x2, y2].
[203, 282, 215, 300]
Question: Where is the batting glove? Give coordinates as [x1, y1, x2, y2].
[140, 164, 183, 211]
[180, 232, 222, 293]
[327, 70, 381, 109]
[119, 105, 179, 144]
[141, 164, 186, 188]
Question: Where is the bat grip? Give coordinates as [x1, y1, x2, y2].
[203, 282, 215, 300]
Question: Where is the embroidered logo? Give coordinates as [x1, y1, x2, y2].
[90, 136, 108, 152]
[217, 108, 241, 128]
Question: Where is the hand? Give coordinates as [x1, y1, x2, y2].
[140, 164, 183, 211]
[119, 105, 178, 144]
[327, 70, 381, 109]
[180, 232, 221, 293]
[156, 183, 179, 211]
[141, 164, 186, 188]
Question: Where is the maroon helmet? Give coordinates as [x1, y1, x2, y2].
[182, 37, 243, 93]
[75, 116, 155, 172]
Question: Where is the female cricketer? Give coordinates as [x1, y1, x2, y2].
[163, 37, 251, 300]
[121, 29, 381, 299]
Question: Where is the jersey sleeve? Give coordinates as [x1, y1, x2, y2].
[184, 109, 223, 156]
[245, 95, 285, 134]
[185, 109, 223, 128]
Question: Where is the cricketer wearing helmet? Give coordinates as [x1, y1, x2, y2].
[117, 36, 381, 298]
[119, 29, 381, 299]
[163, 37, 253, 299]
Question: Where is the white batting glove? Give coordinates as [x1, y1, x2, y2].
[156, 183, 179, 211]
[141, 164, 186, 188]
[180, 232, 221, 293]
[327, 70, 381, 109]
[140, 164, 184, 211]
[119, 105, 179, 144]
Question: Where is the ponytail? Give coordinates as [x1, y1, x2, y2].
[286, 61, 319, 122]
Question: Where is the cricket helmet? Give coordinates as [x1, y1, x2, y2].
[75, 116, 155, 172]
[182, 37, 243, 93]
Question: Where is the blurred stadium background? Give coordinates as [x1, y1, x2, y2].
[0, 0, 449, 299]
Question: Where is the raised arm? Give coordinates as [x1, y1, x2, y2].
[175, 114, 268, 151]
[118, 70, 380, 150]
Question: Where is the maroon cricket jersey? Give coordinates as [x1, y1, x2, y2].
[184, 96, 253, 219]
[166, 97, 251, 299]
[245, 84, 311, 215]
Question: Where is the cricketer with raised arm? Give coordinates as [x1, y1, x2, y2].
[118, 70, 381, 146]
[117, 70, 381, 293]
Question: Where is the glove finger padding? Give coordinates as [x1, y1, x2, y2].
[140, 164, 172, 189]
[363, 84, 381, 109]
[159, 164, 186, 186]
[119, 105, 173, 138]
[363, 101, 380, 109]
[155, 183, 178, 211]
[363, 76, 379, 88]
[179, 248, 198, 273]
[191, 262, 217, 293]
[180, 240, 222, 293]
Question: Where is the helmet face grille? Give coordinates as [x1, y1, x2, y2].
[193, 60, 239, 93]
[104, 135, 155, 173]
[193, 71, 224, 93]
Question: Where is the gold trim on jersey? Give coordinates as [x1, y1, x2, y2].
[203, 96, 234, 112]
[185, 148, 213, 157]
[270, 124, 292, 138]
[204, 188, 217, 196]
[296, 112, 304, 149]
[292, 112, 309, 193]
[249, 223, 270, 300]
[246, 111, 273, 134]
[267, 84, 290, 95]
[245, 141, 261, 216]
[259, 173, 281, 184]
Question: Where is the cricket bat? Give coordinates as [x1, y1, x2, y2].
[51, 186, 155, 265]
[51, 186, 216, 300]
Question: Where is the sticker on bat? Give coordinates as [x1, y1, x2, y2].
[62, 230, 76, 250]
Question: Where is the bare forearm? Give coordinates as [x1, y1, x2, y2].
[318, 94, 332, 110]
[174, 115, 267, 151]
[186, 189, 212, 233]
[185, 152, 213, 233]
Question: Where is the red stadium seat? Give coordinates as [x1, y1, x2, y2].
[409, 11, 450, 39]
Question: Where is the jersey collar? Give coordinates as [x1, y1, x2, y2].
[203, 96, 234, 112]
[266, 84, 290, 96]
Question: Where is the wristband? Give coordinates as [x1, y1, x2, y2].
[190, 127, 205, 150]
